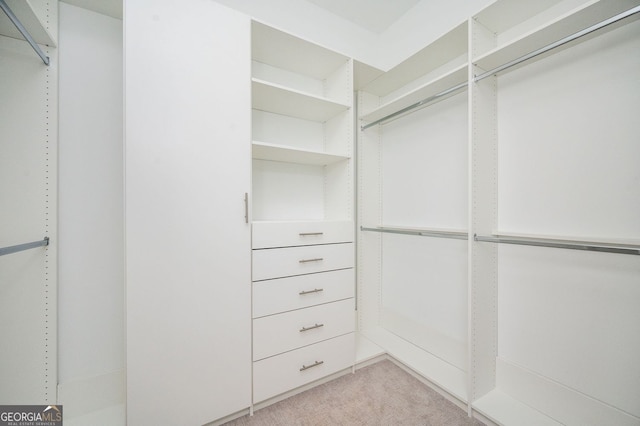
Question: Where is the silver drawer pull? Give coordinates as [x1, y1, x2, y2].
[299, 258, 323, 263]
[299, 232, 324, 236]
[299, 288, 324, 295]
[300, 360, 324, 371]
[300, 323, 324, 332]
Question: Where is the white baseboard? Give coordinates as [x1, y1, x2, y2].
[497, 358, 640, 426]
[57, 369, 125, 419]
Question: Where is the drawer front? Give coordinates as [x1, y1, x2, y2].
[252, 243, 353, 281]
[253, 333, 355, 403]
[253, 298, 354, 360]
[253, 268, 354, 318]
[252, 221, 353, 249]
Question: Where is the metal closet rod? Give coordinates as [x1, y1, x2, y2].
[0, 0, 49, 65]
[0, 237, 49, 257]
[360, 5, 640, 130]
[360, 226, 468, 241]
[474, 234, 640, 256]
[361, 81, 468, 130]
[475, 5, 640, 82]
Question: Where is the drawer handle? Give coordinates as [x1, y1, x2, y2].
[299, 232, 324, 236]
[300, 360, 324, 371]
[300, 323, 324, 332]
[299, 258, 323, 263]
[299, 288, 324, 295]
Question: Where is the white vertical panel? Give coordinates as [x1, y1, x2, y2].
[381, 92, 468, 229]
[125, 1, 251, 424]
[0, 0, 57, 404]
[58, 2, 124, 388]
[497, 20, 640, 240]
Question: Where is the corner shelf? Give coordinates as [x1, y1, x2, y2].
[360, 64, 468, 125]
[252, 141, 350, 166]
[0, 0, 56, 46]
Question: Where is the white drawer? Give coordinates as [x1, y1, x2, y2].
[253, 268, 354, 318]
[252, 221, 353, 249]
[252, 243, 353, 281]
[253, 333, 355, 403]
[253, 298, 354, 361]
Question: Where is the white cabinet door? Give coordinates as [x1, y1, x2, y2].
[125, 1, 251, 425]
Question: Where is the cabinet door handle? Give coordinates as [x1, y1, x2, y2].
[244, 193, 248, 224]
[299, 288, 324, 295]
[300, 360, 324, 371]
[299, 323, 324, 332]
[299, 258, 323, 263]
[299, 232, 323, 236]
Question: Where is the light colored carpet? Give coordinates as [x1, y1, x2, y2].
[224, 359, 484, 426]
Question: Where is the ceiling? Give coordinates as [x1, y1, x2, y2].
[60, 0, 421, 34]
[307, 0, 421, 33]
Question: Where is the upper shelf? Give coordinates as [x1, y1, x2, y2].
[252, 79, 350, 122]
[473, 0, 640, 73]
[360, 64, 468, 125]
[252, 20, 349, 81]
[252, 141, 350, 166]
[363, 22, 468, 98]
[0, 0, 56, 46]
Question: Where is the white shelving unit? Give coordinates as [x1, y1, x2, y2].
[357, 18, 471, 407]
[251, 21, 354, 223]
[250, 21, 356, 407]
[0, 0, 57, 405]
[357, 0, 640, 424]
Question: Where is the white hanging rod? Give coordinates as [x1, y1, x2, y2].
[361, 226, 468, 240]
[474, 234, 640, 256]
[475, 5, 640, 81]
[0, 0, 49, 65]
[0, 237, 50, 257]
[360, 81, 468, 130]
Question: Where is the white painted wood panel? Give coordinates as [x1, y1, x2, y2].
[252, 243, 354, 281]
[252, 220, 353, 248]
[124, 1, 251, 424]
[253, 298, 355, 360]
[253, 268, 355, 318]
[253, 333, 355, 403]
[381, 91, 468, 229]
[0, 0, 57, 404]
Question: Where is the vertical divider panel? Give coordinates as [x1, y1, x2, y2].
[468, 17, 499, 409]
[356, 91, 382, 332]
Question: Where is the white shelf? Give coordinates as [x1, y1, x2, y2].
[360, 64, 468, 125]
[252, 78, 349, 122]
[363, 22, 467, 97]
[360, 326, 467, 402]
[473, 390, 563, 426]
[252, 21, 349, 81]
[0, 0, 56, 46]
[473, 0, 639, 73]
[252, 141, 349, 166]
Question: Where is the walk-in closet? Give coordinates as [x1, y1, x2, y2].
[1, 0, 638, 425]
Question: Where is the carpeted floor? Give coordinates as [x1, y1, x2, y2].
[223, 359, 484, 426]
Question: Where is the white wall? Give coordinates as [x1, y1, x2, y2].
[58, 0, 123, 396]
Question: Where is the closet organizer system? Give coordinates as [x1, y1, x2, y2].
[358, 0, 640, 425]
[250, 21, 356, 405]
[0, 0, 57, 404]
